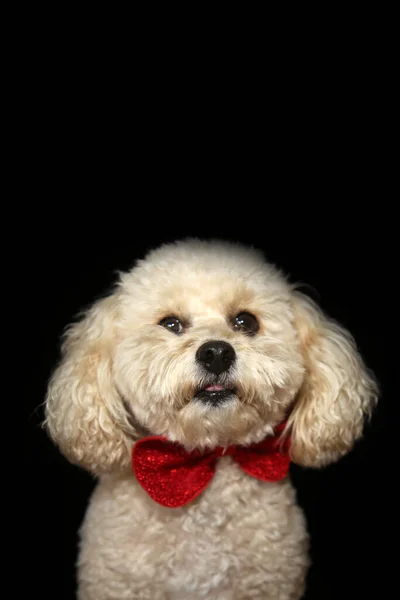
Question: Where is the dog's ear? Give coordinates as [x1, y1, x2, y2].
[286, 291, 378, 467]
[44, 294, 134, 475]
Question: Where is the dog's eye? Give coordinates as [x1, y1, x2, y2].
[233, 312, 259, 335]
[159, 316, 183, 335]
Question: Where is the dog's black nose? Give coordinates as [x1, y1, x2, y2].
[196, 341, 236, 375]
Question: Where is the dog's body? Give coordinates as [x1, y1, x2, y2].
[45, 239, 377, 599]
[79, 463, 308, 599]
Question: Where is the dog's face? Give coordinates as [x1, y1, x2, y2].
[45, 239, 378, 474]
[114, 240, 304, 449]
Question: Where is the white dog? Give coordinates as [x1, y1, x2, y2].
[45, 239, 377, 599]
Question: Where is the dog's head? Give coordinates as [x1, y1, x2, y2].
[45, 239, 378, 474]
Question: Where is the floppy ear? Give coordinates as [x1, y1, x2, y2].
[287, 291, 378, 467]
[44, 294, 135, 475]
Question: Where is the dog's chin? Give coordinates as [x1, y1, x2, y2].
[170, 393, 274, 451]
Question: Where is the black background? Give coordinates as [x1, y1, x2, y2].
[23, 39, 395, 600]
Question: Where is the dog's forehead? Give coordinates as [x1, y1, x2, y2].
[120, 240, 289, 318]
[149, 272, 258, 316]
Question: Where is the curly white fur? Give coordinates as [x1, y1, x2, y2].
[45, 239, 377, 599]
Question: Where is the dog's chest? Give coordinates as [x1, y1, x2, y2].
[80, 457, 307, 597]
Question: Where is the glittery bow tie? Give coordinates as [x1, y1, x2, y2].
[132, 423, 290, 508]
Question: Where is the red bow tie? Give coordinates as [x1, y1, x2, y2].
[132, 423, 290, 507]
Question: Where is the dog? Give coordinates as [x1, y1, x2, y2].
[45, 238, 377, 599]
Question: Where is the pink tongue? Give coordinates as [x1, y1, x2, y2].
[205, 384, 226, 391]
